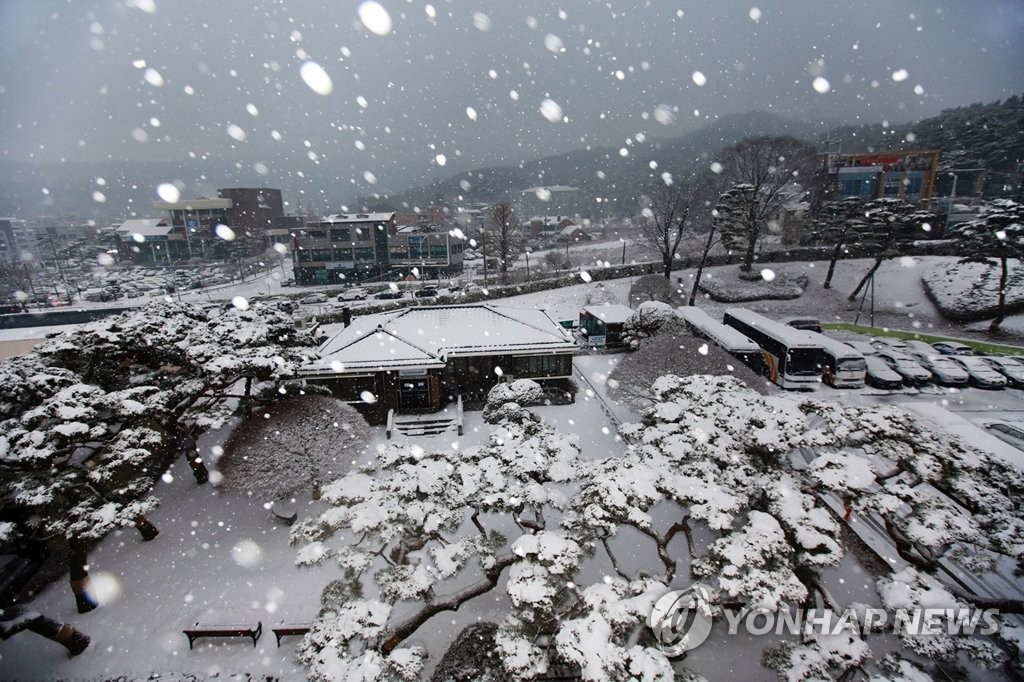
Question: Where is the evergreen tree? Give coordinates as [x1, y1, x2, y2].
[846, 198, 934, 301]
[806, 197, 866, 289]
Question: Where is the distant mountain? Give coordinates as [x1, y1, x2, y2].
[3, 97, 1019, 225]
[367, 111, 829, 217]
[820, 95, 1024, 196]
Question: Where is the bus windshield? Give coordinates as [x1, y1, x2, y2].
[787, 348, 823, 375]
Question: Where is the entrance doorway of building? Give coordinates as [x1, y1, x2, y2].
[399, 376, 437, 410]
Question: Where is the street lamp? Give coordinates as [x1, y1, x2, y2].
[620, 238, 626, 265]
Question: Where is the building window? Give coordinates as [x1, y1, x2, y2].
[310, 248, 332, 262]
[408, 235, 428, 259]
[333, 247, 354, 261]
[514, 355, 568, 376]
[355, 227, 371, 241]
[330, 228, 351, 241]
[296, 250, 313, 262]
[354, 247, 375, 261]
[429, 244, 448, 258]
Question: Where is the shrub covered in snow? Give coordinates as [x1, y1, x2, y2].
[482, 378, 545, 423]
[621, 300, 686, 349]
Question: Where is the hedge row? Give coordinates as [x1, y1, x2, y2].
[315, 242, 960, 325]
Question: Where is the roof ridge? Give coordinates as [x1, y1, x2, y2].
[480, 304, 568, 342]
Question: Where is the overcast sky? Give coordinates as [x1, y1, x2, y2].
[1, 0, 1022, 199]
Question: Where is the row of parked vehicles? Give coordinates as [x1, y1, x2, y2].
[845, 338, 1023, 390]
[679, 307, 1024, 392]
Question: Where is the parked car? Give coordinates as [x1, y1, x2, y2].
[932, 341, 974, 356]
[376, 289, 404, 300]
[337, 288, 368, 302]
[782, 317, 822, 334]
[908, 353, 970, 386]
[982, 421, 1024, 451]
[843, 340, 877, 356]
[948, 356, 1008, 389]
[864, 355, 904, 390]
[872, 336, 908, 351]
[979, 356, 1024, 388]
[299, 293, 328, 304]
[903, 340, 939, 356]
[414, 287, 438, 298]
[874, 349, 933, 386]
[280, 279, 295, 287]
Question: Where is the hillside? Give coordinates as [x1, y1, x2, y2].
[378, 96, 1024, 215]
[368, 111, 825, 216]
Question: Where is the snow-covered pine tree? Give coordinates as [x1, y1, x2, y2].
[950, 198, 1024, 333]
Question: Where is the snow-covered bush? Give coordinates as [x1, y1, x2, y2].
[621, 300, 686, 349]
[482, 378, 545, 423]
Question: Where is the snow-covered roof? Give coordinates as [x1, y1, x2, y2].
[115, 218, 172, 237]
[153, 198, 232, 211]
[558, 225, 588, 236]
[581, 304, 634, 325]
[677, 306, 760, 353]
[521, 185, 578, 194]
[303, 304, 576, 376]
[316, 212, 395, 224]
[723, 308, 823, 349]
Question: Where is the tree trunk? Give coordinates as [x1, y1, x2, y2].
[68, 538, 98, 614]
[848, 257, 884, 302]
[662, 255, 672, 280]
[134, 515, 160, 541]
[741, 235, 757, 272]
[823, 242, 843, 289]
[0, 606, 91, 656]
[688, 228, 716, 306]
[989, 256, 1008, 334]
[380, 554, 514, 654]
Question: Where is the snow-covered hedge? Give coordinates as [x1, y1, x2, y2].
[697, 268, 809, 302]
[921, 261, 1024, 321]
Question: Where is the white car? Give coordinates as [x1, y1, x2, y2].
[300, 293, 328, 305]
[909, 353, 969, 387]
[949, 356, 1008, 389]
[874, 349, 932, 386]
[337, 288, 368, 302]
[979, 357, 1024, 388]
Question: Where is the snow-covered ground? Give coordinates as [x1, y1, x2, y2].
[4, 256, 1024, 680]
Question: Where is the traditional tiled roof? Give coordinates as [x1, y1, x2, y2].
[301, 304, 576, 376]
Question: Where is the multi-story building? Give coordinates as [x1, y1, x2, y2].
[218, 187, 286, 252]
[388, 225, 466, 279]
[153, 197, 233, 259]
[112, 218, 184, 263]
[394, 206, 446, 230]
[293, 213, 395, 285]
[0, 219, 27, 263]
[817, 150, 940, 207]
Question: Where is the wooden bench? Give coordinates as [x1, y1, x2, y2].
[182, 621, 262, 649]
[272, 623, 312, 646]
